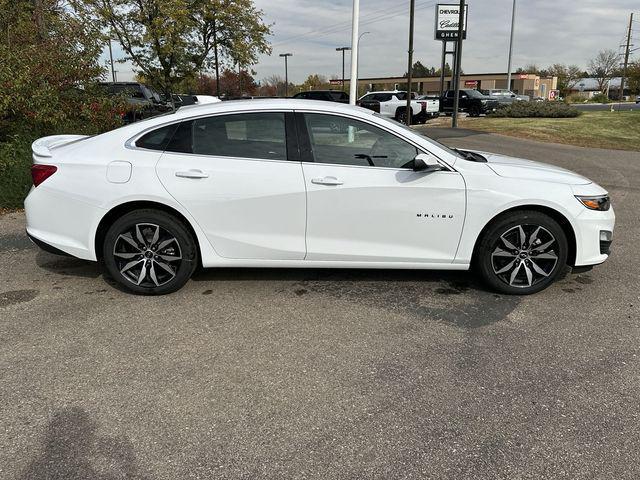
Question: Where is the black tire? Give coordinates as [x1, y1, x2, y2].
[469, 105, 481, 117]
[102, 209, 198, 295]
[395, 108, 412, 125]
[474, 211, 568, 295]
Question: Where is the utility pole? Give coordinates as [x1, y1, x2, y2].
[506, 0, 517, 91]
[405, 0, 416, 125]
[279, 53, 293, 97]
[619, 12, 633, 102]
[349, 0, 360, 105]
[108, 38, 116, 83]
[451, 0, 465, 128]
[336, 47, 351, 92]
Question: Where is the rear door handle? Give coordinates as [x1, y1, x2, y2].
[175, 169, 209, 179]
[311, 176, 343, 186]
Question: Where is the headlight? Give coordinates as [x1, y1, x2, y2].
[481, 99, 487, 104]
[575, 195, 611, 211]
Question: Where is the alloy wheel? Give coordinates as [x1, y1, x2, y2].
[112, 223, 182, 288]
[490, 224, 559, 289]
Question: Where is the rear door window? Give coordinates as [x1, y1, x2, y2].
[165, 113, 287, 161]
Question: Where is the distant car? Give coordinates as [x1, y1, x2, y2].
[483, 89, 530, 103]
[292, 90, 349, 103]
[100, 82, 171, 122]
[636, 95, 640, 104]
[440, 89, 500, 116]
[358, 90, 439, 124]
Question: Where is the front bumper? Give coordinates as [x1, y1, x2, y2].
[573, 206, 615, 266]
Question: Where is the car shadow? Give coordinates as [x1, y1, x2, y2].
[35, 251, 101, 279]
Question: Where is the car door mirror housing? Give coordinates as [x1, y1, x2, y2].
[412, 154, 443, 172]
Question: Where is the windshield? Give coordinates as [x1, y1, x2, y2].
[372, 113, 464, 159]
[465, 89, 485, 99]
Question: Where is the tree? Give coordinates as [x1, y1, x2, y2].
[217, 68, 258, 97]
[626, 61, 640, 94]
[300, 74, 329, 91]
[404, 61, 435, 78]
[74, 0, 271, 97]
[258, 75, 290, 97]
[0, 0, 123, 134]
[546, 63, 582, 95]
[588, 49, 620, 93]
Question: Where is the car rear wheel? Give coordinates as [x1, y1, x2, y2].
[102, 209, 198, 295]
[475, 211, 568, 295]
[395, 108, 412, 125]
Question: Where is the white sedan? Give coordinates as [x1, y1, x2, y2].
[25, 100, 614, 295]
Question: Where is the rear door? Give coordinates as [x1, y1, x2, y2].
[297, 112, 466, 263]
[155, 111, 307, 260]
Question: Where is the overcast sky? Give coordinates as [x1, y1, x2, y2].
[105, 0, 637, 84]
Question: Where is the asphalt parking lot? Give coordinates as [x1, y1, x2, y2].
[1, 129, 639, 479]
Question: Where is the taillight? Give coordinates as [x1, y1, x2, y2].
[418, 101, 427, 111]
[31, 164, 57, 187]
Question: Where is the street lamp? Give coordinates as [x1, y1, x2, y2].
[506, 0, 517, 91]
[355, 31, 370, 95]
[336, 46, 351, 91]
[279, 53, 293, 97]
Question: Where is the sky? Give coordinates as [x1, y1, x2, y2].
[103, 0, 638, 84]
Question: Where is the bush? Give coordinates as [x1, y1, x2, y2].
[489, 101, 581, 118]
[0, 134, 34, 209]
[589, 93, 611, 104]
[565, 94, 587, 104]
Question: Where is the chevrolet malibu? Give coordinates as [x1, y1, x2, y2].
[25, 100, 614, 295]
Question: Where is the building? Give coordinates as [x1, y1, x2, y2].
[568, 77, 629, 100]
[345, 73, 557, 98]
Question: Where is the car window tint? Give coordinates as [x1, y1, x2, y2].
[303, 113, 418, 169]
[165, 113, 287, 160]
[135, 124, 178, 150]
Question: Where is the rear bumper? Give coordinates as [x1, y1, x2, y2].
[24, 185, 104, 261]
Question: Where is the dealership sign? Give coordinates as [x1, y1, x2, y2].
[434, 4, 468, 40]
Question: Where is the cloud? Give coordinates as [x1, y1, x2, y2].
[102, 0, 638, 84]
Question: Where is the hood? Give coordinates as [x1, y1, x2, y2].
[477, 151, 592, 185]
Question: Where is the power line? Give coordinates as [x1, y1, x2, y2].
[271, 0, 438, 47]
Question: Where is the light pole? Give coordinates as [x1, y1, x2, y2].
[348, 0, 360, 105]
[107, 38, 116, 82]
[279, 53, 293, 97]
[336, 47, 351, 91]
[506, 0, 516, 91]
[355, 31, 370, 96]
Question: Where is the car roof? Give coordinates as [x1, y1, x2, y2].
[167, 98, 374, 119]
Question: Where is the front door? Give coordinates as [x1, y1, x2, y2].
[298, 112, 465, 263]
[156, 112, 306, 260]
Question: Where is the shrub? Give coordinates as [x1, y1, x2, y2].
[565, 94, 587, 104]
[0, 134, 34, 209]
[589, 93, 611, 104]
[489, 101, 581, 118]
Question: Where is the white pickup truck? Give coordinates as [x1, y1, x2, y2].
[357, 90, 439, 124]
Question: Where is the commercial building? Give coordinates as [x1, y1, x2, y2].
[345, 73, 557, 99]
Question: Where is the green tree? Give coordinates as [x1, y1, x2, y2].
[74, 0, 271, 97]
[626, 61, 640, 94]
[300, 74, 329, 91]
[546, 63, 582, 96]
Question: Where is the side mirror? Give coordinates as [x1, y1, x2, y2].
[412, 154, 443, 172]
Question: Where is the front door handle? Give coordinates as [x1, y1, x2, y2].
[311, 176, 343, 186]
[175, 169, 209, 179]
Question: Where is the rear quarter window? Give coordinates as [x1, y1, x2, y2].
[135, 124, 179, 150]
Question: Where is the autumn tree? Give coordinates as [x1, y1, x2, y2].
[546, 63, 583, 96]
[74, 0, 271, 97]
[588, 49, 620, 93]
[300, 74, 329, 91]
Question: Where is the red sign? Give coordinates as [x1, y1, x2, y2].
[548, 89, 560, 101]
[329, 79, 342, 85]
[464, 80, 478, 87]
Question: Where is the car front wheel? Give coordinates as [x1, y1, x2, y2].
[475, 211, 568, 295]
[102, 209, 198, 295]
